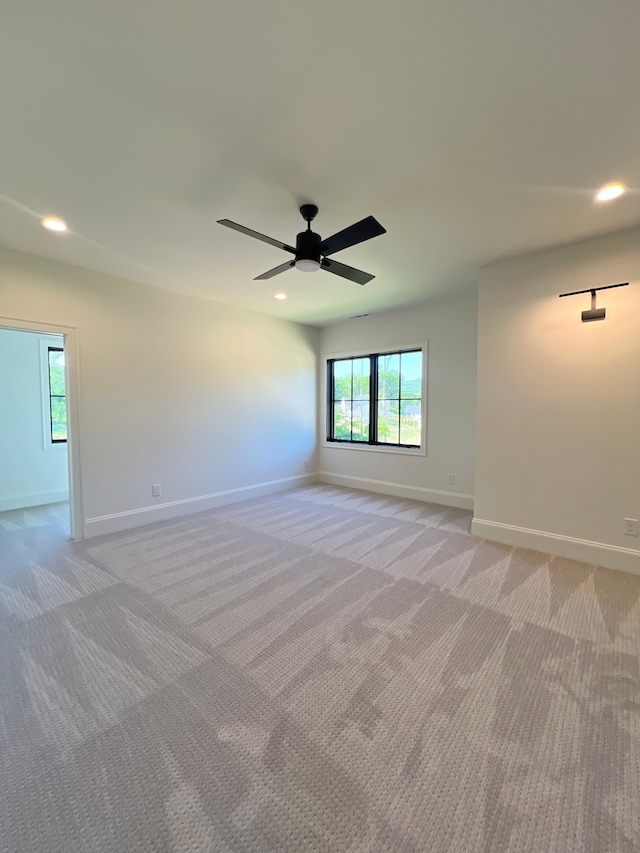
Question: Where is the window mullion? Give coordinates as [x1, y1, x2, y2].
[349, 360, 354, 440]
[327, 360, 333, 440]
[398, 353, 402, 445]
[370, 355, 377, 444]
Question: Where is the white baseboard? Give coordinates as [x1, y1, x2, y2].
[472, 518, 640, 576]
[319, 471, 474, 510]
[0, 488, 69, 512]
[85, 473, 319, 537]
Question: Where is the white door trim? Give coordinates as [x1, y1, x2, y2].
[0, 315, 84, 539]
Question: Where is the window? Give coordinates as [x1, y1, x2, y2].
[47, 347, 67, 443]
[327, 348, 423, 448]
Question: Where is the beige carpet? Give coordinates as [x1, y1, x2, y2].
[1, 485, 639, 852]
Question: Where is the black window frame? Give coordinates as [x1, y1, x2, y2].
[47, 346, 67, 444]
[327, 348, 423, 449]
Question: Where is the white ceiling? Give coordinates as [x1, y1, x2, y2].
[1, 0, 639, 326]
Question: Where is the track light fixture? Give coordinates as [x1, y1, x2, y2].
[558, 282, 629, 322]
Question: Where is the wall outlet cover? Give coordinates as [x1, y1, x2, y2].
[152, 484, 162, 497]
[624, 518, 638, 537]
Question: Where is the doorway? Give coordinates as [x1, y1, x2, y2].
[0, 327, 70, 541]
[0, 317, 82, 539]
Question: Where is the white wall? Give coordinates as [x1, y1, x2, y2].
[318, 297, 478, 508]
[0, 328, 69, 510]
[0, 246, 319, 536]
[474, 226, 640, 574]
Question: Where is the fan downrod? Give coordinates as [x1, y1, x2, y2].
[300, 204, 318, 224]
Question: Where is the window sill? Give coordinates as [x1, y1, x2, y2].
[322, 442, 426, 458]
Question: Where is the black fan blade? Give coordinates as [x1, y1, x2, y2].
[320, 215, 386, 257]
[321, 257, 374, 286]
[217, 219, 295, 254]
[254, 261, 295, 280]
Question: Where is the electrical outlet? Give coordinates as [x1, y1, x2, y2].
[304, 459, 309, 469]
[152, 484, 162, 497]
[624, 518, 638, 537]
[447, 473, 454, 485]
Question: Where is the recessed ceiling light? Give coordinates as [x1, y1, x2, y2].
[40, 216, 68, 232]
[274, 292, 287, 300]
[595, 183, 627, 203]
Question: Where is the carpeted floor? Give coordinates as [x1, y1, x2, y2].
[0, 500, 70, 540]
[1, 485, 639, 852]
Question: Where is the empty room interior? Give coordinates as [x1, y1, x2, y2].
[1, 2, 639, 851]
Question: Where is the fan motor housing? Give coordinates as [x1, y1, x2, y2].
[296, 230, 322, 263]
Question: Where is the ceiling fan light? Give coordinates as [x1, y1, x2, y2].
[295, 258, 321, 273]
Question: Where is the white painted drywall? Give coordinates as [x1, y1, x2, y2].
[318, 297, 478, 508]
[0, 246, 319, 535]
[0, 328, 69, 510]
[474, 226, 640, 573]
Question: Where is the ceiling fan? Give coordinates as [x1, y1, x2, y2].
[217, 204, 386, 285]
